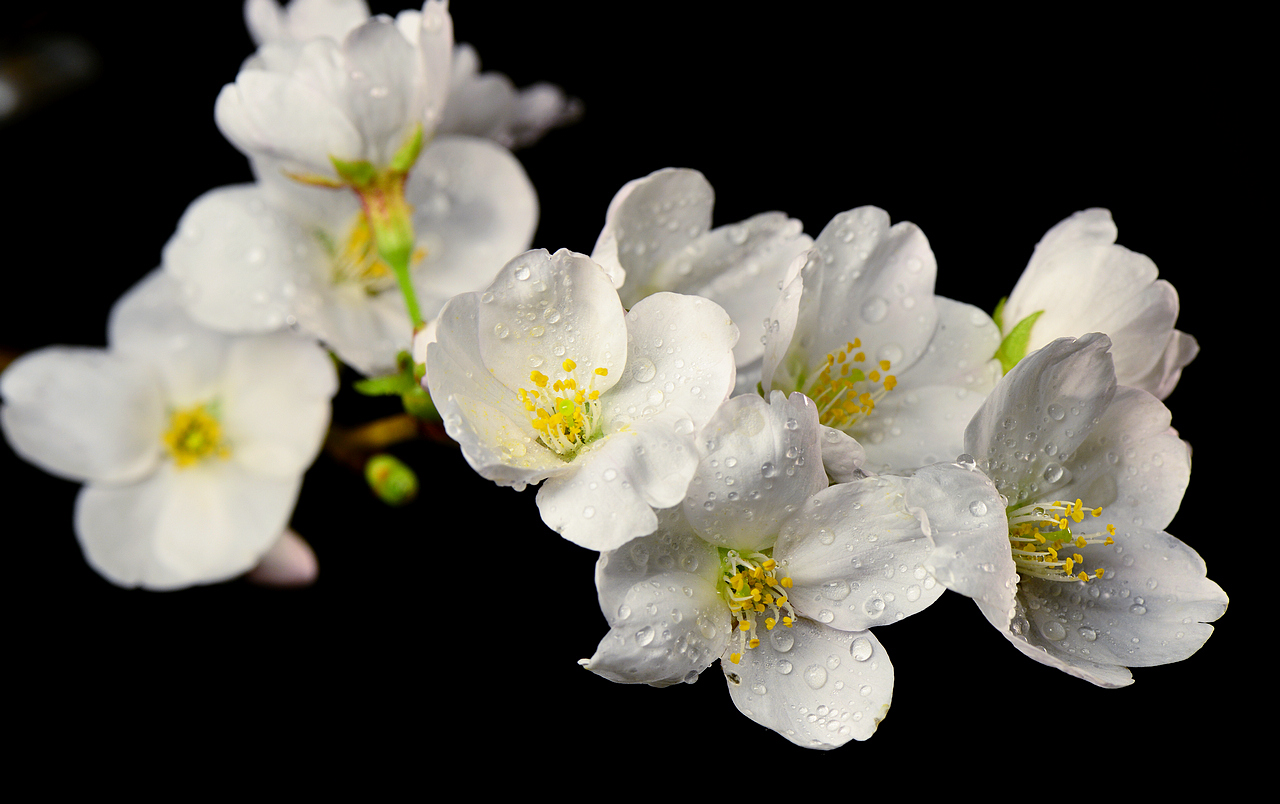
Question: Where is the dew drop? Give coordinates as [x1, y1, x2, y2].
[850, 637, 873, 661]
[635, 626, 655, 646]
[803, 665, 828, 690]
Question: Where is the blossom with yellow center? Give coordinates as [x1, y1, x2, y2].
[580, 391, 967, 749]
[425, 249, 739, 551]
[917, 333, 1226, 688]
[760, 206, 1001, 474]
[0, 271, 336, 590]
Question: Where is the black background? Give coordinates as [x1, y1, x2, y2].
[2, 0, 1256, 785]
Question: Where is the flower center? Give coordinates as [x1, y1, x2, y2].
[322, 213, 426, 294]
[801, 338, 896, 430]
[1006, 497, 1115, 582]
[163, 403, 230, 468]
[517, 358, 609, 456]
[720, 550, 796, 664]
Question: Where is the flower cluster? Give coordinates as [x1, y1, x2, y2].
[2, 0, 1224, 753]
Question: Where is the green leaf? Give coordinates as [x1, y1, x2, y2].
[994, 309, 1045, 373]
[388, 123, 425, 174]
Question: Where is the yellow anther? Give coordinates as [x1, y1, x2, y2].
[594, 367, 608, 376]
[1073, 553, 1084, 564]
[1077, 571, 1089, 582]
[782, 617, 793, 627]
[1106, 524, 1116, 536]
[748, 638, 760, 649]
[879, 359, 891, 371]
[869, 370, 881, 382]
[1104, 537, 1115, 545]
[854, 351, 866, 362]
[851, 338, 861, 347]
[730, 653, 742, 664]
[765, 617, 776, 630]
[1063, 558, 1074, 575]
[739, 621, 751, 632]
[530, 370, 548, 387]
[562, 358, 576, 372]
[780, 577, 793, 588]
[164, 404, 230, 468]
[1092, 507, 1103, 517]
[1095, 569, 1105, 578]
[762, 558, 777, 570]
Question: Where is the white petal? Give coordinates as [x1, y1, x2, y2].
[1, 347, 163, 484]
[774, 477, 943, 632]
[675, 213, 812, 373]
[1049, 385, 1189, 532]
[1006, 209, 1196, 398]
[245, 0, 370, 45]
[1005, 527, 1226, 687]
[583, 527, 728, 687]
[162, 184, 322, 334]
[339, 18, 423, 165]
[966, 333, 1116, 503]
[245, 529, 319, 588]
[219, 332, 336, 478]
[427, 291, 563, 488]
[760, 250, 807, 391]
[818, 425, 866, 484]
[75, 461, 300, 590]
[215, 67, 363, 175]
[409, 0, 454, 132]
[408, 135, 538, 304]
[295, 283, 410, 377]
[593, 168, 714, 303]
[601, 292, 738, 431]
[906, 462, 1016, 630]
[684, 392, 827, 552]
[724, 620, 893, 749]
[786, 207, 938, 383]
[108, 270, 237, 406]
[477, 250, 627, 396]
[858, 384, 991, 475]
[536, 409, 700, 551]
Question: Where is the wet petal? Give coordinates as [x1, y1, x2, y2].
[724, 619, 893, 749]
[774, 477, 942, 632]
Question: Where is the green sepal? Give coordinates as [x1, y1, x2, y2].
[401, 385, 438, 420]
[353, 373, 416, 397]
[329, 155, 377, 188]
[353, 351, 418, 397]
[994, 309, 1045, 374]
[388, 123, 425, 174]
[992, 296, 1007, 333]
[365, 453, 418, 506]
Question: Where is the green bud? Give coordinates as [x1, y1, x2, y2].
[365, 453, 418, 506]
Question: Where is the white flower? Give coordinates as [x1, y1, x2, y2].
[0, 271, 337, 590]
[242, 0, 579, 150]
[916, 333, 1226, 687]
[998, 209, 1197, 399]
[217, 1, 452, 180]
[762, 206, 1003, 474]
[590, 168, 812, 394]
[163, 134, 536, 376]
[582, 391, 959, 748]
[424, 248, 738, 551]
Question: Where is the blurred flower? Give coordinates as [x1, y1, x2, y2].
[425, 248, 738, 551]
[0, 271, 336, 589]
[163, 135, 536, 376]
[242, 0, 580, 150]
[762, 206, 1002, 473]
[591, 167, 812, 395]
[917, 333, 1226, 686]
[997, 209, 1197, 398]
